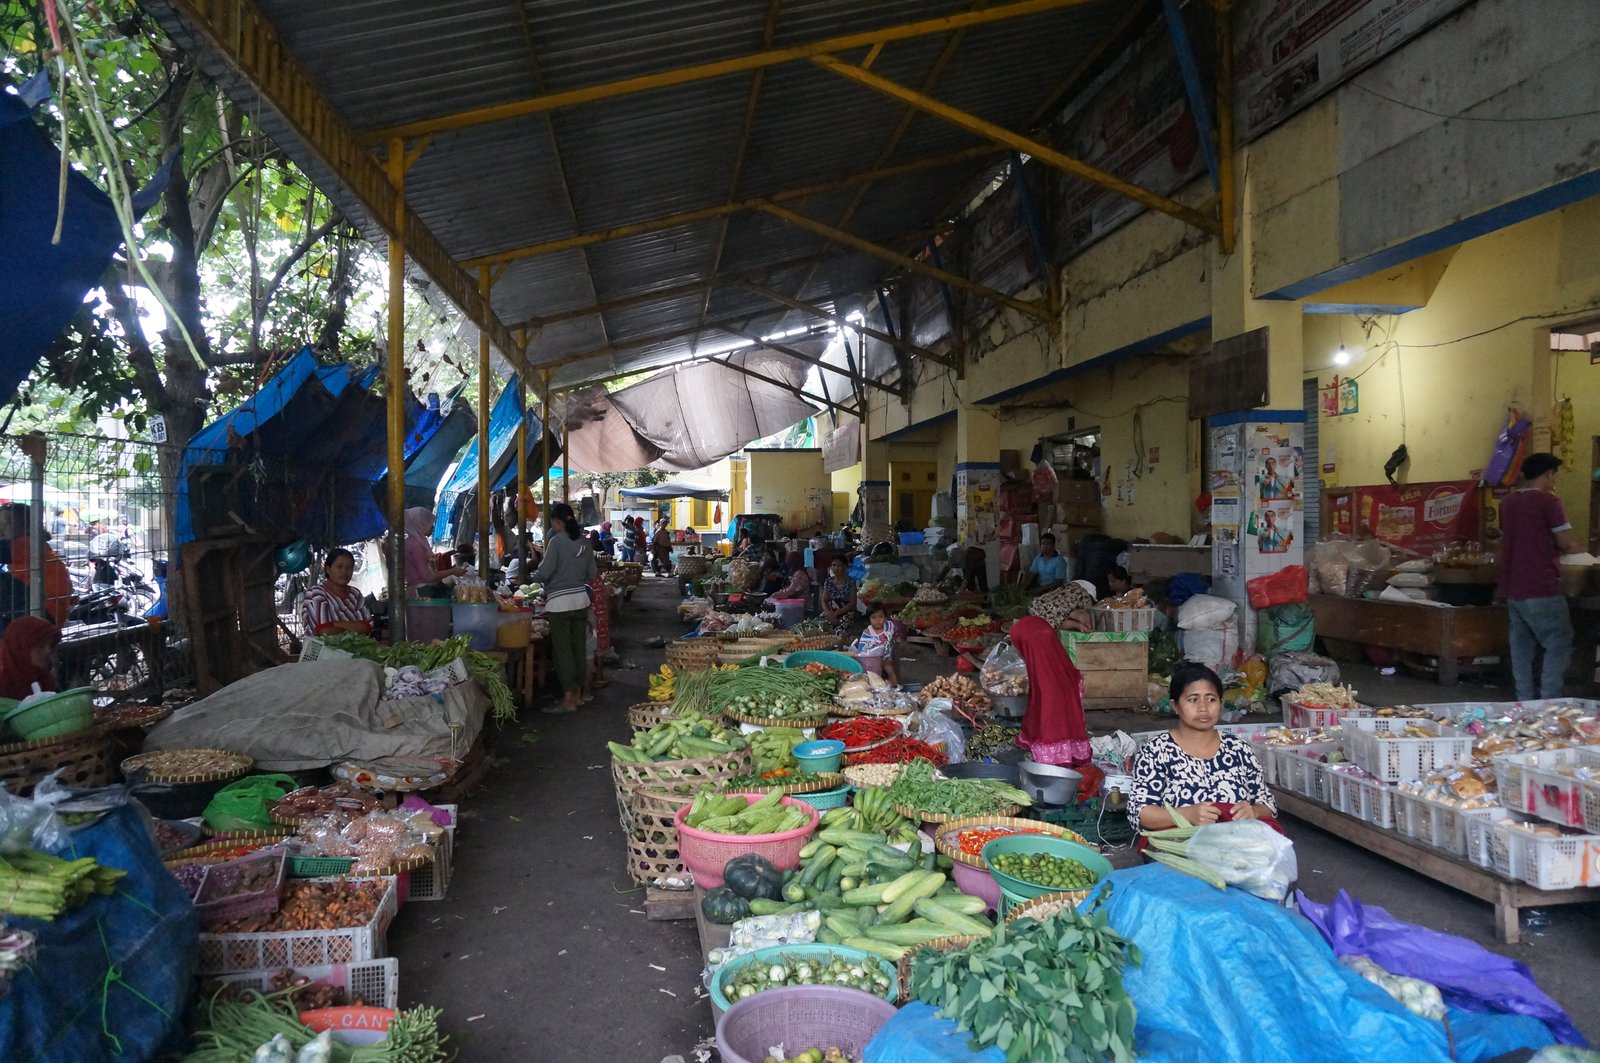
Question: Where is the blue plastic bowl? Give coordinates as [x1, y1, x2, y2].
[792, 739, 845, 773]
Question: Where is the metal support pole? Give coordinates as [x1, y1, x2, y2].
[384, 140, 408, 640]
[516, 374, 529, 578]
[1161, 0, 1221, 190]
[1215, 0, 1237, 255]
[476, 268, 493, 581]
[561, 416, 570, 506]
[540, 369, 552, 541]
[20, 434, 45, 619]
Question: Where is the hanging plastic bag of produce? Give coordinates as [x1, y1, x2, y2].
[1183, 820, 1298, 901]
[0, 769, 73, 853]
[911, 707, 967, 764]
[978, 637, 1028, 696]
[1258, 603, 1315, 656]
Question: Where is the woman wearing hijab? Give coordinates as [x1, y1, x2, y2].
[533, 502, 597, 713]
[0, 615, 60, 701]
[402, 507, 464, 596]
[1011, 615, 1092, 768]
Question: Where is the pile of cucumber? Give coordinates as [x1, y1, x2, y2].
[683, 789, 810, 836]
[607, 710, 748, 763]
[743, 811, 993, 961]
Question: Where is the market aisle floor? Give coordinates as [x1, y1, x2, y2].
[390, 578, 712, 1062]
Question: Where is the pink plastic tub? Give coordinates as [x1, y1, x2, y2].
[771, 598, 806, 629]
[717, 986, 897, 1063]
[950, 856, 1001, 915]
[674, 794, 820, 889]
[853, 653, 885, 675]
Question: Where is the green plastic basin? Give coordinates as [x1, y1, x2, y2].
[980, 834, 1112, 903]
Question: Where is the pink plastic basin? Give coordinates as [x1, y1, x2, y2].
[674, 793, 819, 889]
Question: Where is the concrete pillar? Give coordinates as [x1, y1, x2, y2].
[953, 401, 1002, 554]
[858, 435, 890, 543]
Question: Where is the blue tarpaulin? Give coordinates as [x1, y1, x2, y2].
[0, 74, 172, 407]
[433, 378, 553, 541]
[176, 348, 459, 546]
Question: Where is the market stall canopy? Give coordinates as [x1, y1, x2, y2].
[0, 73, 172, 406]
[176, 348, 459, 545]
[560, 393, 666, 476]
[433, 376, 556, 541]
[617, 480, 729, 503]
[609, 352, 819, 470]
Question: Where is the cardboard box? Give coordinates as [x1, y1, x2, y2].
[1059, 502, 1103, 527]
[1059, 479, 1100, 505]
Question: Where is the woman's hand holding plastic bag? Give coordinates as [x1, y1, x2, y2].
[1184, 820, 1298, 901]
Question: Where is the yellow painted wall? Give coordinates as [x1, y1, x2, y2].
[1307, 198, 1600, 545]
[747, 449, 831, 534]
[1553, 350, 1599, 548]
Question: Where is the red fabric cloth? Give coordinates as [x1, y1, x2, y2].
[0, 616, 60, 700]
[1012, 616, 1091, 765]
[1496, 488, 1570, 599]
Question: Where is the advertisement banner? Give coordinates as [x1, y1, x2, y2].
[907, 270, 952, 349]
[1332, 479, 1480, 554]
[965, 175, 1036, 298]
[1235, 0, 1473, 141]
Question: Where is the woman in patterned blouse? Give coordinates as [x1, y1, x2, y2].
[299, 548, 373, 637]
[1129, 662, 1278, 831]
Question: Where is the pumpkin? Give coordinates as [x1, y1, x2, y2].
[701, 886, 751, 925]
[722, 854, 785, 901]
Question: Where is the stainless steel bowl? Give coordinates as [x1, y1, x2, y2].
[989, 694, 1028, 720]
[1018, 760, 1083, 806]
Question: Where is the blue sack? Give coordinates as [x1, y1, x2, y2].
[1298, 889, 1585, 1046]
[867, 866, 1553, 1063]
[0, 801, 197, 1062]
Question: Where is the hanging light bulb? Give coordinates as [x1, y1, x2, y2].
[1333, 344, 1350, 366]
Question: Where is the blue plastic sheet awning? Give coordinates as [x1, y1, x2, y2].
[617, 480, 728, 502]
[0, 74, 173, 406]
[433, 377, 555, 541]
[176, 348, 460, 546]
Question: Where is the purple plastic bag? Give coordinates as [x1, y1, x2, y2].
[1297, 890, 1586, 1046]
[1483, 410, 1531, 487]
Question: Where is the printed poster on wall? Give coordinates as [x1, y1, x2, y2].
[1235, 0, 1475, 141]
[956, 468, 1000, 545]
[965, 174, 1036, 300]
[1333, 479, 1480, 554]
[1241, 423, 1306, 580]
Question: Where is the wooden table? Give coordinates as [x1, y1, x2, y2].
[1274, 788, 1600, 943]
[1309, 594, 1508, 684]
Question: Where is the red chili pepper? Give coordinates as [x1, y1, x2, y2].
[821, 717, 899, 748]
[844, 736, 947, 766]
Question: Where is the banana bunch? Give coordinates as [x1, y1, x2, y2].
[749, 727, 806, 775]
[820, 787, 919, 846]
[647, 664, 676, 703]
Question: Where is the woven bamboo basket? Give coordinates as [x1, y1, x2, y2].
[121, 749, 253, 785]
[723, 709, 827, 729]
[931, 817, 1088, 869]
[623, 831, 683, 886]
[782, 635, 841, 653]
[674, 555, 710, 578]
[611, 747, 754, 833]
[666, 640, 722, 672]
[1004, 889, 1091, 925]
[0, 726, 115, 796]
[895, 934, 984, 1002]
[163, 832, 293, 867]
[715, 637, 791, 665]
[893, 801, 1020, 826]
[714, 772, 844, 795]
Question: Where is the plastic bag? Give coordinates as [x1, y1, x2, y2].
[1245, 565, 1308, 609]
[0, 769, 72, 853]
[203, 774, 299, 833]
[978, 638, 1028, 696]
[702, 910, 822, 988]
[1184, 821, 1297, 901]
[1268, 651, 1340, 696]
[913, 708, 967, 764]
[1297, 889, 1587, 1046]
[1257, 603, 1315, 657]
[1180, 623, 1237, 670]
[1177, 594, 1237, 630]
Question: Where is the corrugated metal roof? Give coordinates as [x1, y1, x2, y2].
[146, 0, 1141, 387]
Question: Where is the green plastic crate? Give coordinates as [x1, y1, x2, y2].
[287, 855, 356, 878]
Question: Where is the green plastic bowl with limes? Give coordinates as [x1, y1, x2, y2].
[981, 834, 1112, 902]
[4, 688, 95, 741]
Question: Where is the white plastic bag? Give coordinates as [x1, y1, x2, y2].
[1185, 820, 1298, 901]
[913, 708, 968, 764]
[979, 638, 1028, 696]
[1177, 593, 1237, 630]
[1180, 623, 1238, 670]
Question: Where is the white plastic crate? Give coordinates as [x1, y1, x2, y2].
[1523, 748, 1600, 829]
[1463, 808, 1515, 871]
[1492, 748, 1598, 815]
[1330, 770, 1396, 829]
[1285, 701, 1355, 730]
[1092, 606, 1158, 633]
[1392, 791, 1499, 856]
[1273, 743, 1340, 801]
[1582, 779, 1600, 836]
[404, 803, 457, 903]
[1501, 821, 1600, 890]
[197, 876, 398, 975]
[206, 958, 399, 1009]
[1343, 718, 1474, 784]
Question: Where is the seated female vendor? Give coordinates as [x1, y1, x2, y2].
[299, 548, 373, 636]
[1129, 662, 1279, 832]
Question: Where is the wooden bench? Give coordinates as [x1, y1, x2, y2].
[1308, 594, 1507, 684]
[1273, 787, 1599, 944]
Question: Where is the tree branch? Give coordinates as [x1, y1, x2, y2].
[252, 211, 344, 349]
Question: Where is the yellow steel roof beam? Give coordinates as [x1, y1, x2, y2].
[162, 0, 528, 374]
[813, 53, 1220, 236]
[735, 281, 956, 370]
[362, 0, 1102, 142]
[754, 201, 1052, 323]
[460, 145, 996, 269]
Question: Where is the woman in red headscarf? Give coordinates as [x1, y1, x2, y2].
[0, 616, 61, 701]
[1011, 616, 1092, 768]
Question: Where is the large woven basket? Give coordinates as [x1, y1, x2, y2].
[783, 635, 841, 653]
[895, 934, 983, 1002]
[1003, 889, 1091, 924]
[716, 637, 791, 665]
[611, 747, 754, 835]
[894, 801, 1019, 826]
[727, 559, 758, 588]
[0, 726, 115, 796]
[675, 555, 710, 578]
[931, 817, 1089, 869]
[666, 640, 722, 672]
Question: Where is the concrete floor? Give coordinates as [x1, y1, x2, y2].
[392, 580, 1598, 1060]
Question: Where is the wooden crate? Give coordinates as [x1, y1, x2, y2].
[1061, 632, 1148, 710]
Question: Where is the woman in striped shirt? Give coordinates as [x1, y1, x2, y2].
[300, 548, 373, 636]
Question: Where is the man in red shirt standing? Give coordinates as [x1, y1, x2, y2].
[1495, 453, 1579, 700]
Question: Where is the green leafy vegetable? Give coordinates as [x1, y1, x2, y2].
[318, 633, 516, 723]
[887, 760, 1032, 817]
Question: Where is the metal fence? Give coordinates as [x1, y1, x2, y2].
[0, 431, 194, 705]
